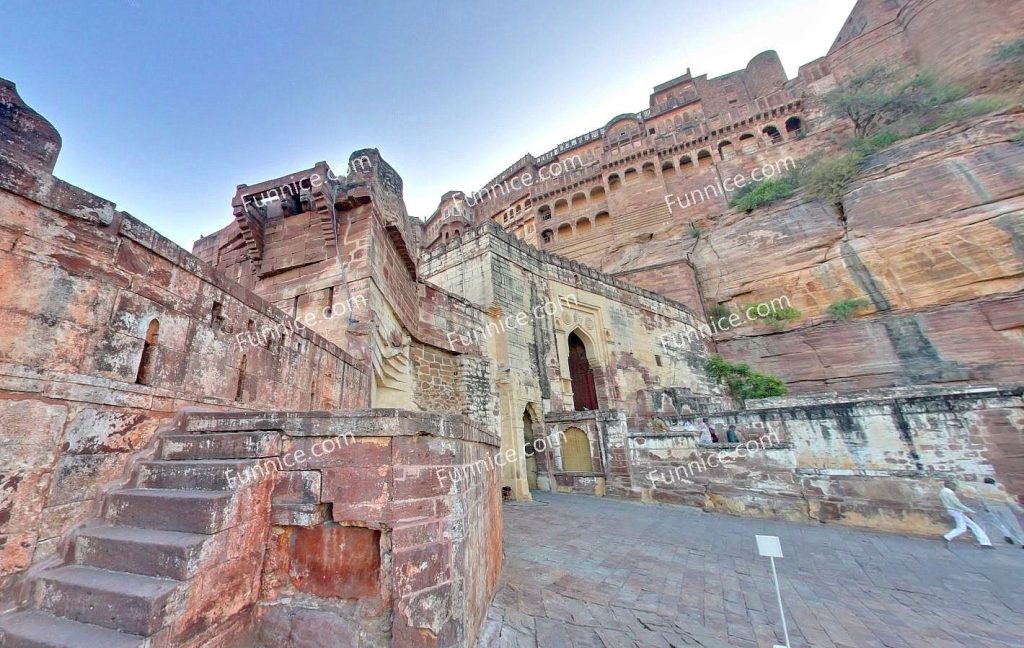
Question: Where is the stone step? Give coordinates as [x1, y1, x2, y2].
[74, 525, 206, 580]
[0, 610, 145, 648]
[159, 431, 280, 460]
[104, 489, 231, 534]
[35, 565, 178, 636]
[134, 460, 253, 491]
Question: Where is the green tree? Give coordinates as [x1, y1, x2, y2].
[704, 355, 787, 401]
[825, 66, 961, 137]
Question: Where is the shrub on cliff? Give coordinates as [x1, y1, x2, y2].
[996, 37, 1024, 75]
[803, 151, 865, 210]
[707, 303, 732, 320]
[704, 355, 788, 401]
[848, 130, 902, 156]
[827, 297, 871, 320]
[729, 176, 799, 212]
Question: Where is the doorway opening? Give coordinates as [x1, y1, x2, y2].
[568, 331, 598, 411]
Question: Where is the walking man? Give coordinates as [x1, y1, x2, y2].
[940, 480, 993, 548]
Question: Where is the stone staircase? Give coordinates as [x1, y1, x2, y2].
[0, 427, 281, 648]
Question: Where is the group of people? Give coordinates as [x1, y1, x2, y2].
[681, 418, 740, 444]
[939, 479, 1024, 549]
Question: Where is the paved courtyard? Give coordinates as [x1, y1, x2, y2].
[477, 492, 1024, 648]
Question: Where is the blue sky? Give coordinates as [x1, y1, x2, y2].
[3, 0, 856, 248]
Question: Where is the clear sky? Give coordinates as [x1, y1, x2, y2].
[3, 0, 856, 248]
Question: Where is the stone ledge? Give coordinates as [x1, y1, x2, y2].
[183, 409, 500, 447]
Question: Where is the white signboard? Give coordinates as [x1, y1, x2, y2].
[756, 534, 783, 558]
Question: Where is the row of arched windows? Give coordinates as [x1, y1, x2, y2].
[540, 211, 611, 244]
[530, 115, 805, 241]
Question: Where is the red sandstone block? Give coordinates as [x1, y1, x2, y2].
[392, 436, 460, 467]
[282, 436, 390, 469]
[288, 608, 359, 648]
[394, 543, 451, 593]
[169, 552, 263, 640]
[392, 520, 443, 549]
[382, 497, 437, 524]
[393, 581, 456, 647]
[320, 465, 390, 506]
[393, 465, 452, 500]
[287, 526, 380, 599]
[271, 470, 320, 505]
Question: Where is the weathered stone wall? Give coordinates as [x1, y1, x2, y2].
[420, 221, 726, 499]
[411, 344, 462, 415]
[630, 386, 1024, 533]
[184, 410, 502, 648]
[0, 86, 371, 602]
[827, 0, 1024, 91]
[193, 154, 495, 421]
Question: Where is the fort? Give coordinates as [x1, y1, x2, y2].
[0, 0, 1022, 646]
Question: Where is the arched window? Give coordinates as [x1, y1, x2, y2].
[623, 168, 638, 184]
[594, 211, 611, 227]
[539, 205, 552, 221]
[562, 428, 593, 473]
[590, 186, 606, 202]
[607, 174, 621, 190]
[541, 229, 554, 244]
[135, 319, 160, 385]
[785, 117, 803, 135]
[718, 140, 734, 160]
[210, 302, 224, 330]
[575, 217, 591, 234]
[697, 150, 713, 168]
[762, 125, 783, 144]
[554, 199, 569, 215]
[662, 161, 676, 177]
[642, 162, 657, 178]
[235, 354, 247, 402]
[557, 223, 573, 239]
[739, 133, 756, 153]
[571, 192, 586, 208]
[679, 156, 694, 175]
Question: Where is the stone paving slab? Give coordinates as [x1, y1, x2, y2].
[478, 492, 1024, 648]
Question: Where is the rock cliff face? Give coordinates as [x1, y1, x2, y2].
[605, 110, 1024, 393]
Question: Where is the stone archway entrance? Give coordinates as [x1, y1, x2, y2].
[568, 331, 598, 411]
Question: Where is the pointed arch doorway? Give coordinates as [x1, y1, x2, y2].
[568, 331, 598, 411]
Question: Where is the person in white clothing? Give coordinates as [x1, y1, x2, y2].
[940, 481, 993, 548]
[697, 417, 712, 445]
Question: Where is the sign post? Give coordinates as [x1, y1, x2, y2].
[756, 535, 791, 648]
